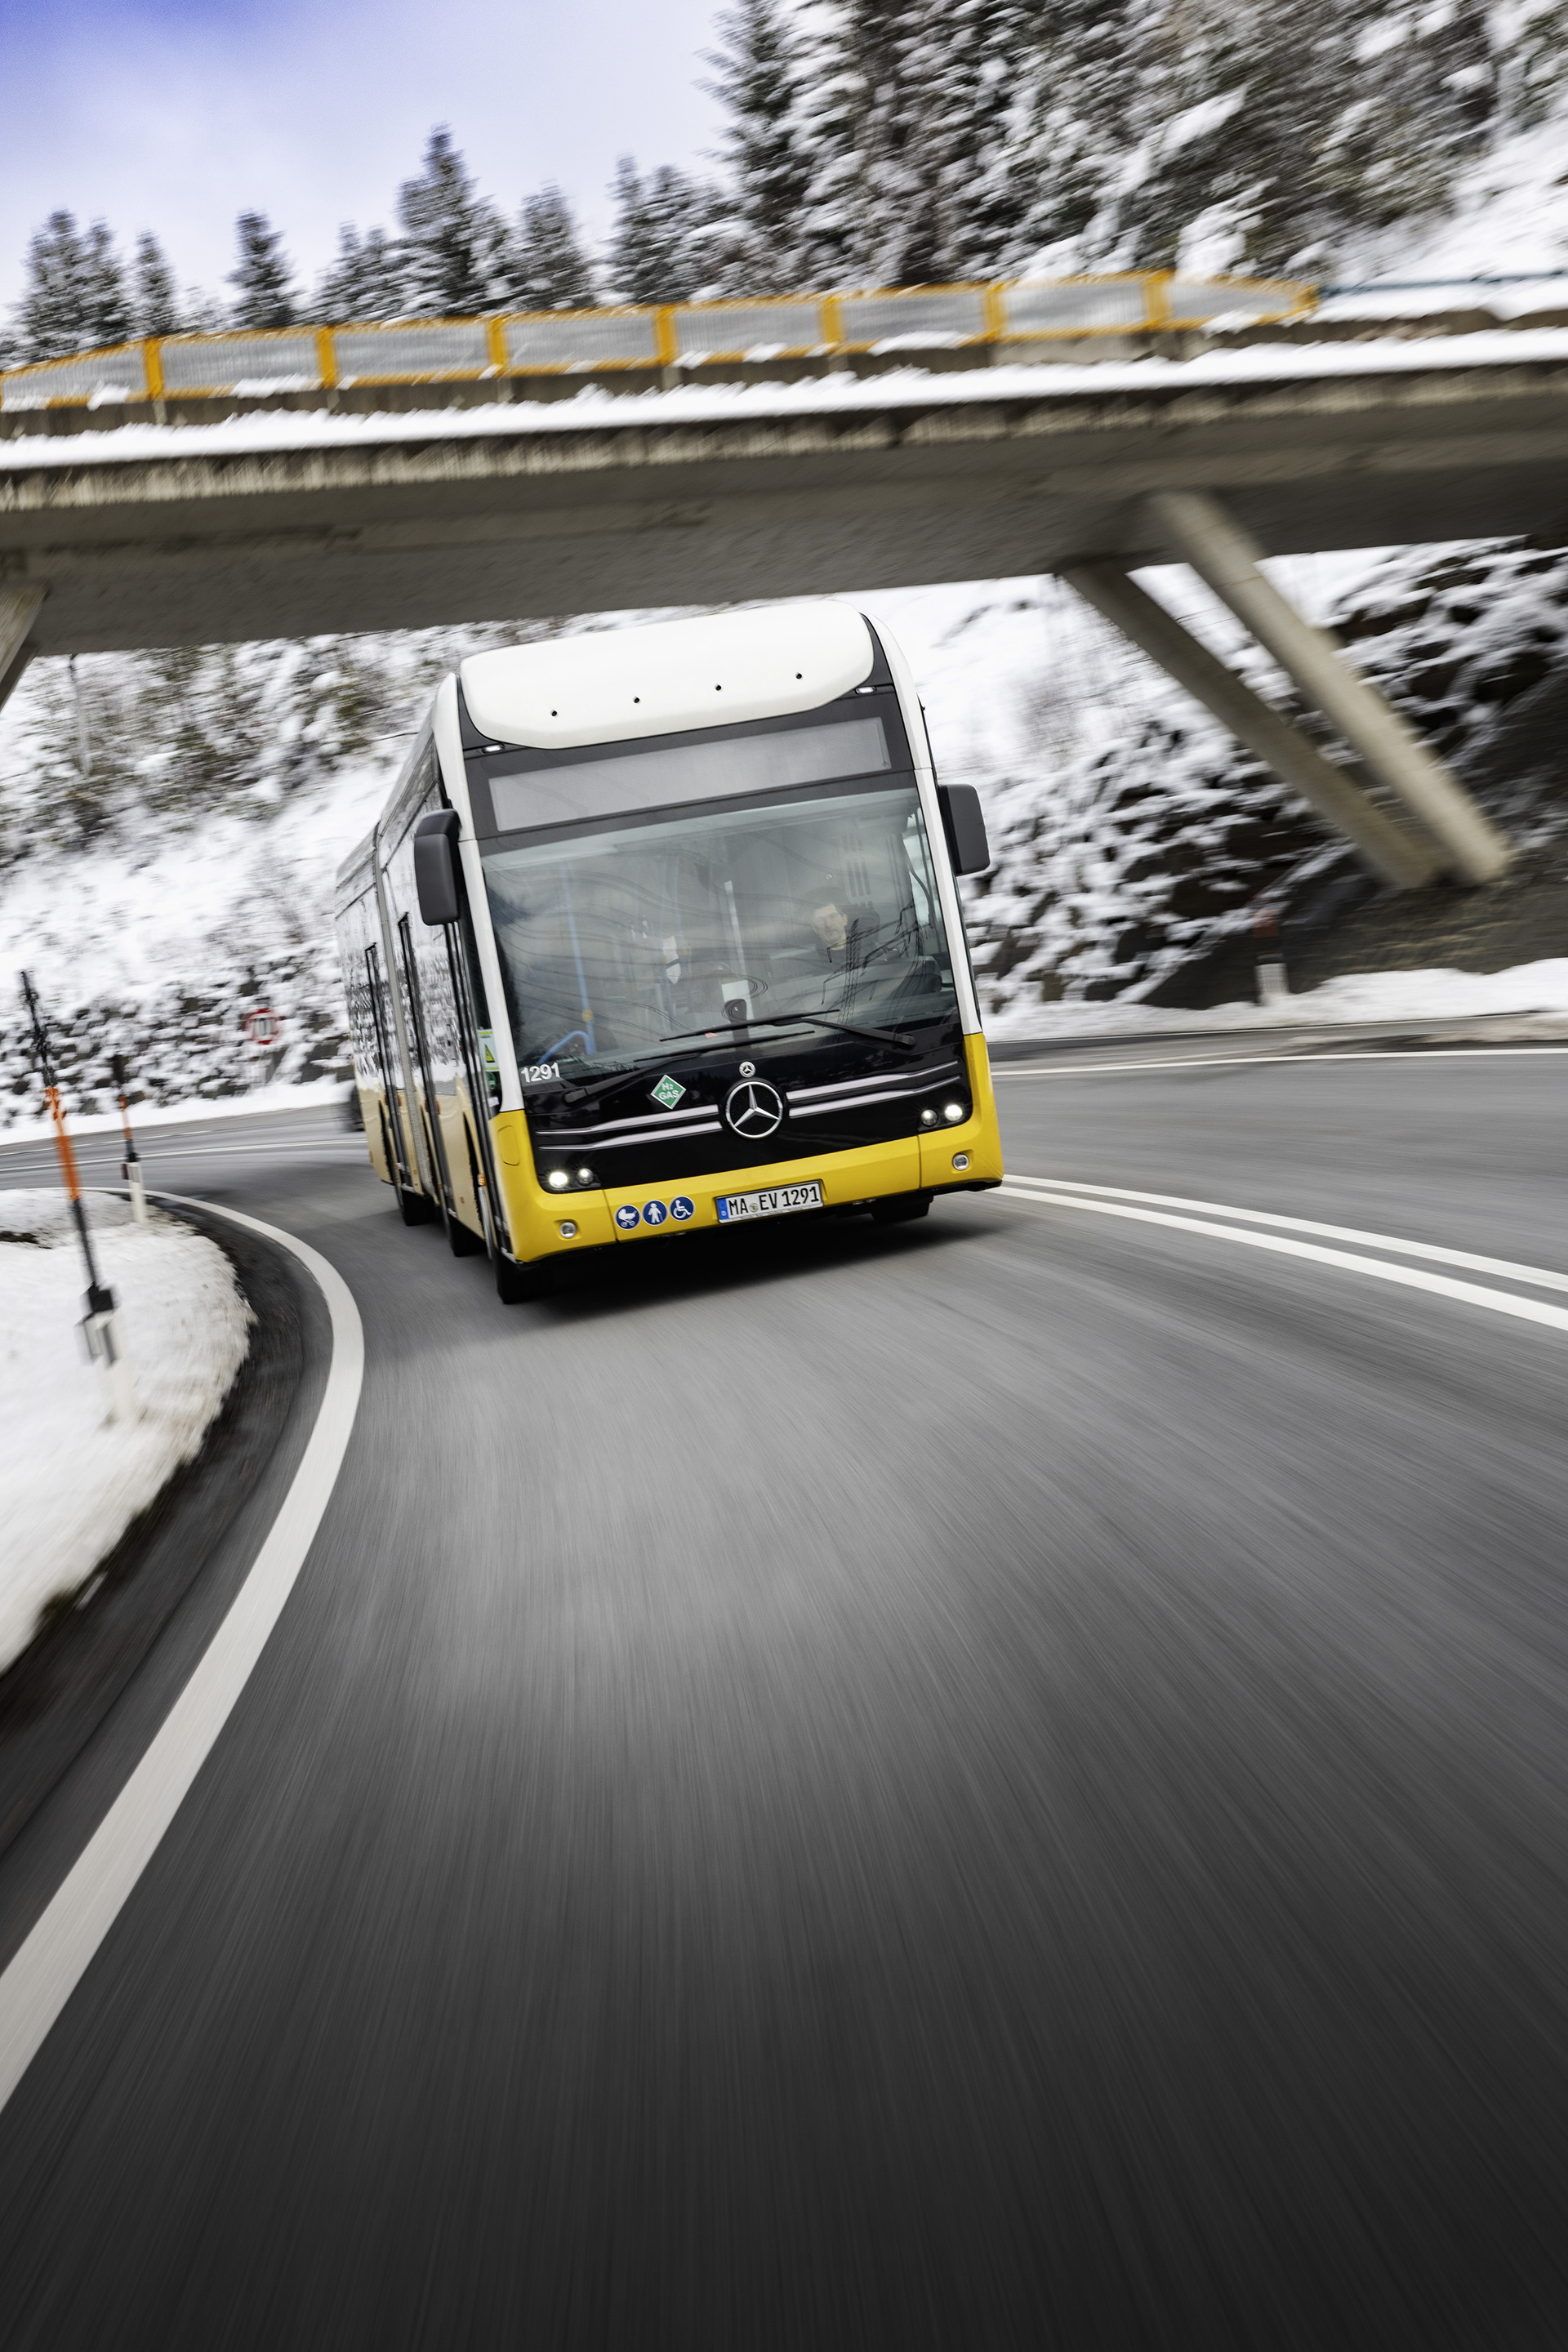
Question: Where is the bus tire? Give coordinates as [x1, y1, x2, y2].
[871, 1192, 932, 1224]
[496, 1253, 554, 1303]
[397, 1185, 431, 1226]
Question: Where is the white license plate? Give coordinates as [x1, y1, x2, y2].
[715, 1181, 824, 1224]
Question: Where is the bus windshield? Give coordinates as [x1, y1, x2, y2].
[481, 782, 956, 1076]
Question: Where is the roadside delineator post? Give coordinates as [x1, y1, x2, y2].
[1252, 905, 1290, 1007]
[19, 971, 140, 1423]
[110, 1051, 148, 1223]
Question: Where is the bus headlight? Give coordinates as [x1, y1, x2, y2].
[546, 1169, 571, 1190]
[559, 1220, 579, 1238]
[577, 1167, 597, 1186]
[943, 1101, 967, 1123]
[920, 1108, 938, 1126]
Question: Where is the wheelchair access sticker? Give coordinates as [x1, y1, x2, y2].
[670, 1196, 695, 1223]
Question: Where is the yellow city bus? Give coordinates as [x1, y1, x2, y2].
[334, 603, 1004, 1301]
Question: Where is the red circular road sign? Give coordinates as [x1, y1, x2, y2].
[243, 1006, 282, 1045]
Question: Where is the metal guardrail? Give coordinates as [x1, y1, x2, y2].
[0, 270, 1313, 411]
[1322, 272, 1568, 293]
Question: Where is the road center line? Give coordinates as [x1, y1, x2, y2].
[1004, 1174, 1568, 1295]
[0, 1193, 363, 2115]
[993, 1181, 1568, 1338]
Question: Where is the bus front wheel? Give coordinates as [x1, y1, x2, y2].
[871, 1192, 932, 1225]
[496, 1253, 554, 1304]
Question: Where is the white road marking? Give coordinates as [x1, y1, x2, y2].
[0, 1194, 363, 2114]
[994, 1178, 1568, 1338]
[1004, 1174, 1568, 1295]
[995, 1045, 1568, 1079]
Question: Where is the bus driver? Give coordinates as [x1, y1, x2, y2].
[810, 900, 880, 967]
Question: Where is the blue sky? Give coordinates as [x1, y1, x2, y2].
[0, 0, 726, 312]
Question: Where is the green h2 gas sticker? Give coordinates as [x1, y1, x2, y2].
[650, 1073, 686, 1110]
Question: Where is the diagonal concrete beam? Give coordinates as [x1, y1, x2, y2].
[1062, 560, 1440, 891]
[1147, 490, 1511, 884]
[0, 587, 45, 720]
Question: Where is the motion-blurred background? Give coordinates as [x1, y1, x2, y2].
[4, 0, 1568, 1107]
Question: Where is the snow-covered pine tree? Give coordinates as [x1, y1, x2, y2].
[16, 212, 131, 360]
[395, 128, 506, 315]
[1331, 0, 1499, 246]
[1495, 0, 1568, 127]
[703, 0, 816, 289]
[606, 158, 719, 302]
[16, 213, 89, 361]
[508, 187, 596, 310]
[315, 223, 407, 321]
[81, 220, 131, 346]
[179, 286, 232, 333]
[794, 0, 1043, 287]
[228, 212, 299, 327]
[131, 231, 181, 337]
[1085, 0, 1508, 276]
[987, 7, 1125, 272]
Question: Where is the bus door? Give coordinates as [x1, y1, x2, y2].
[398, 910, 457, 1218]
[441, 909, 507, 1254]
[365, 941, 416, 1194]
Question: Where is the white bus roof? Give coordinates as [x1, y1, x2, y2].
[459, 603, 875, 752]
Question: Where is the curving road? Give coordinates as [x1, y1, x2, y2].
[0, 1049, 1566, 2346]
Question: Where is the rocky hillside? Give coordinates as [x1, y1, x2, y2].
[5, 534, 1568, 1125]
[969, 539, 1568, 1019]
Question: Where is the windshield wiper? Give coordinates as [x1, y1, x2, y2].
[660, 1012, 919, 1054]
[555, 1029, 816, 1105]
[553, 1011, 917, 1107]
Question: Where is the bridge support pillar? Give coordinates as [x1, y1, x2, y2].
[0, 587, 44, 720]
[1061, 559, 1440, 890]
[1147, 490, 1512, 884]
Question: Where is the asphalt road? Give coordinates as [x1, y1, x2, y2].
[0, 1054, 1566, 2348]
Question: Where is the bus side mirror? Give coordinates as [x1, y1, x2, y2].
[414, 810, 462, 925]
[937, 783, 991, 875]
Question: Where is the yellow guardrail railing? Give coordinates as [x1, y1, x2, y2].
[0, 270, 1314, 412]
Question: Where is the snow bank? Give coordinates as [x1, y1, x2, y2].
[984, 957, 1568, 1043]
[1330, 107, 1568, 293]
[0, 1192, 252, 1671]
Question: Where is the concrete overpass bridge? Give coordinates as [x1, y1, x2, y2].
[5, 335, 1567, 889]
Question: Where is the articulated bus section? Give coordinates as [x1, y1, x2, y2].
[334, 604, 1004, 1303]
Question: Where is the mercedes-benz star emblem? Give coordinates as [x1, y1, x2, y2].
[724, 1078, 784, 1140]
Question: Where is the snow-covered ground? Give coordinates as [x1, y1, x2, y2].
[984, 957, 1568, 1043]
[0, 1192, 251, 1671]
[0, 760, 389, 1009]
[1327, 105, 1568, 293]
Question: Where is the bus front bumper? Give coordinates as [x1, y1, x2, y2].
[491, 1037, 1004, 1266]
